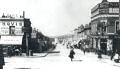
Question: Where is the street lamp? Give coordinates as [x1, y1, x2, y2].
[119, 0, 120, 29]
[117, 0, 120, 34]
[22, 26, 32, 56]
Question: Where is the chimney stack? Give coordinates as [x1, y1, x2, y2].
[23, 11, 25, 18]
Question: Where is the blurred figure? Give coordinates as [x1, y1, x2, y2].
[68, 48, 75, 61]
[0, 46, 5, 69]
[19, 48, 22, 56]
[83, 45, 86, 55]
[111, 51, 116, 60]
[15, 48, 19, 56]
[98, 50, 102, 59]
[112, 50, 120, 63]
[7, 46, 12, 57]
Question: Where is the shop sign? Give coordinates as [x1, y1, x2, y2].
[0, 36, 23, 45]
[0, 21, 24, 26]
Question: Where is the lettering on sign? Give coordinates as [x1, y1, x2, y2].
[1, 21, 23, 26]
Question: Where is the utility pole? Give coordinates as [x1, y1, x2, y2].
[119, 0, 120, 28]
[26, 33, 29, 56]
[22, 23, 32, 56]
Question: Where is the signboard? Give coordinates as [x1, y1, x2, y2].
[99, 8, 109, 14]
[0, 21, 24, 26]
[0, 36, 23, 45]
[0, 21, 24, 35]
[99, 3, 109, 8]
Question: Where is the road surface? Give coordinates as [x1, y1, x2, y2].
[3, 44, 120, 69]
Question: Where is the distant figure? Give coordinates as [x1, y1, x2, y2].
[111, 51, 115, 60]
[112, 50, 120, 63]
[19, 48, 22, 56]
[15, 48, 19, 56]
[69, 48, 75, 61]
[83, 46, 86, 55]
[7, 46, 12, 57]
[0, 46, 5, 69]
[98, 50, 102, 59]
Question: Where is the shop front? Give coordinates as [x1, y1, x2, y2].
[0, 36, 23, 56]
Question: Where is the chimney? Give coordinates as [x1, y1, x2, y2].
[2, 13, 5, 18]
[23, 11, 25, 18]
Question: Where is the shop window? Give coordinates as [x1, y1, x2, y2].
[116, 21, 119, 33]
[9, 26, 15, 35]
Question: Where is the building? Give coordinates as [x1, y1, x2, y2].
[0, 12, 32, 56]
[75, 24, 91, 49]
[31, 28, 54, 53]
[90, 0, 120, 54]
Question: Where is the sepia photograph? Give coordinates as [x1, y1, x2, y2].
[0, 0, 120, 69]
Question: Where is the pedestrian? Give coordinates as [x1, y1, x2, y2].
[7, 46, 12, 57]
[0, 46, 5, 69]
[19, 48, 22, 56]
[83, 48, 86, 55]
[110, 51, 115, 60]
[68, 48, 75, 61]
[113, 50, 120, 63]
[82, 45, 86, 55]
[98, 50, 102, 59]
[15, 48, 19, 56]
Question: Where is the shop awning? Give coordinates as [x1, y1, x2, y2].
[0, 36, 23, 45]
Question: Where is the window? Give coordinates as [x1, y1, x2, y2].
[116, 21, 119, 33]
[9, 26, 15, 35]
[109, 8, 119, 13]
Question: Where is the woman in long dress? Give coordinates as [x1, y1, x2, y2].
[69, 48, 75, 61]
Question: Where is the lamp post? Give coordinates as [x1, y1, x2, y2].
[119, 0, 120, 28]
[118, 1, 120, 31]
[116, 0, 120, 35]
[22, 26, 32, 56]
[26, 33, 29, 56]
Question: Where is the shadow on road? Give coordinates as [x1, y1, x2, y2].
[47, 51, 60, 53]
[28, 53, 49, 58]
[14, 68, 31, 69]
[14, 68, 40, 69]
[73, 60, 83, 62]
[27, 51, 60, 58]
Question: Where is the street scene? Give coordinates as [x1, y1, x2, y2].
[0, 0, 120, 69]
[3, 44, 120, 69]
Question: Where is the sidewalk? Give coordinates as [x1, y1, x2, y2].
[74, 49, 120, 67]
[3, 44, 120, 69]
[6, 48, 55, 58]
[32, 48, 58, 57]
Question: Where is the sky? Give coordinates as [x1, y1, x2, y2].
[0, 0, 119, 37]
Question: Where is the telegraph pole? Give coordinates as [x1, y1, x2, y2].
[26, 33, 29, 56]
[22, 11, 32, 56]
[119, 0, 120, 28]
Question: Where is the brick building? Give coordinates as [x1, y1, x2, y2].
[90, 0, 120, 54]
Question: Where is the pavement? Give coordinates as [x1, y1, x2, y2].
[74, 48, 120, 68]
[3, 44, 120, 69]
